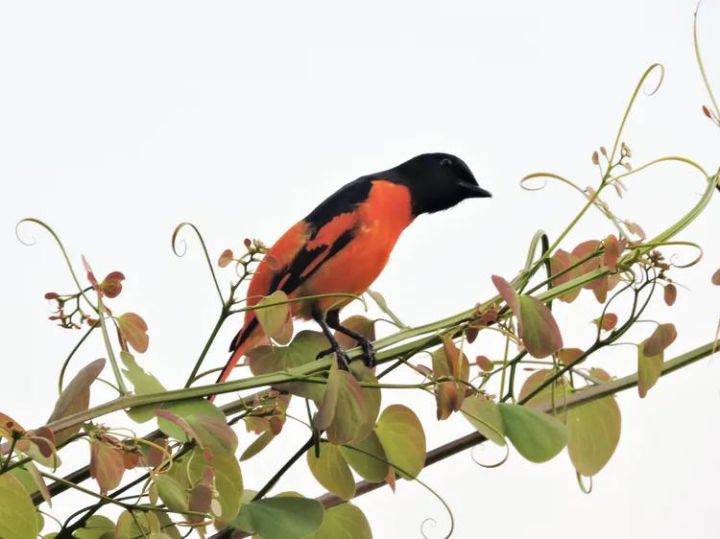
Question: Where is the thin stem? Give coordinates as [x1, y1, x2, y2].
[252, 436, 314, 501]
[97, 298, 128, 395]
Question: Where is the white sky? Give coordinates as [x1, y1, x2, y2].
[1, 1, 719, 538]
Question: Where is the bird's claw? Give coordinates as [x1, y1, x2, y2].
[359, 340, 376, 368]
[316, 347, 351, 370]
[316, 339, 375, 370]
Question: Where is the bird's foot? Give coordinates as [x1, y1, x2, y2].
[316, 347, 351, 371]
[358, 338, 377, 368]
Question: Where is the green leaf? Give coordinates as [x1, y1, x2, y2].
[249, 331, 328, 400]
[121, 351, 166, 423]
[187, 446, 243, 523]
[255, 291, 293, 345]
[116, 312, 149, 353]
[638, 343, 663, 398]
[154, 474, 189, 513]
[249, 331, 327, 375]
[156, 399, 237, 453]
[47, 358, 105, 444]
[72, 515, 115, 539]
[518, 369, 569, 412]
[374, 405, 425, 479]
[567, 396, 621, 476]
[307, 443, 356, 500]
[231, 497, 324, 539]
[0, 473, 40, 539]
[309, 503, 372, 539]
[316, 363, 380, 445]
[155, 510, 182, 539]
[460, 397, 506, 446]
[115, 510, 161, 539]
[240, 430, 275, 461]
[341, 431, 389, 482]
[498, 403, 567, 463]
[491, 275, 563, 358]
[516, 294, 563, 358]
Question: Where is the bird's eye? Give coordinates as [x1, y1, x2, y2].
[440, 158, 453, 167]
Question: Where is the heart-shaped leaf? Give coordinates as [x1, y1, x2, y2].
[231, 497, 324, 539]
[341, 431, 389, 482]
[567, 396, 621, 476]
[309, 503, 372, 539]
[255, 291, 293, 345]
[498, 403, 567, 463]
[307, 442, 356, 500]
[0, 473, 40, 539]
[460, 397, 506, 446]
[375, 405, 425, 479]
[117, 312, 149, 353]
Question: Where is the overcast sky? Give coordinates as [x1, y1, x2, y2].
[1, 1, 719, 538]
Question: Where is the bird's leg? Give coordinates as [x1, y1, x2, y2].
[312, 307, 350, 371]
[325, 310, 376, 368]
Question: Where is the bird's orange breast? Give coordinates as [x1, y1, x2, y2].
[295, 180, 414, 316]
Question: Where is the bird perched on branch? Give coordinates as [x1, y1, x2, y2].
[216, 153, 491, 384]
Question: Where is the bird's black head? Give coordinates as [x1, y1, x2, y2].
[389, 153, 491, 215]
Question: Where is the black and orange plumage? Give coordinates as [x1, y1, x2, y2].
[216, 153, 491, 384]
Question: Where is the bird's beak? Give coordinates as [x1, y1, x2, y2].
[459, 182, 492, 198]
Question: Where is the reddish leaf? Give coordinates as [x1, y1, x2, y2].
[593, 313, 618, 331]
[218, 249, 234, 268]
[81, 255, 99, 289]
[47, 358, 105, 444]
[664, 284, 677, 306]
[571, 240, 602, 283]
[435, 382, 460, 420]
[550, 249, 582, 303]
[491, 275, 519, 313]
[0, 412, 25, 439]
[638, 343, 663, 398]
[189, 483, 213, 514]
[475, 355, 494, 372]
[625, 220, 646, 240]
[492, 275, 563, 358]
[44, 292, 59, 300]
[643, 323, 677, 357]
[99, 271, 125, 298]
[90, 437, 125, 493]
[712, 268, 720, 286]
[432, 338, 470, 419]
[702, 105, 712, 118]
[117, 312, 149, 353]
[557, 348, 583, 367]
[589, 367, 612, 382]
[141, 438, 168, 469]
[603, 235, 620, 270]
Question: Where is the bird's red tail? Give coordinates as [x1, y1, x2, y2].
[209, 319, 261, 402]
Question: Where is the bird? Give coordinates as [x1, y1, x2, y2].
[215, 153, 491, 385]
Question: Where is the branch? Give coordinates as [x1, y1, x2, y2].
[212, 339, 716, 539]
